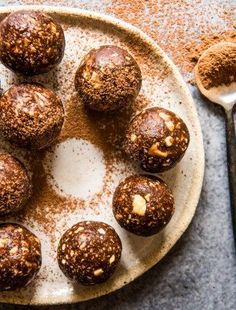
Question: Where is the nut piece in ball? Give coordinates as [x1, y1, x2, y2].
[0, 10, 65, 75]
[0, 83, 64, 149]
[57, 221, 122, 285]
[75, 45, 142, 111]
[0, 223, 41, 291]
[124, 107, 190, 172]
[113, 175, 174, 236]
[0, 153, 31, 216]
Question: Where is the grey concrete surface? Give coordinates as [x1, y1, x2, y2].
[0, 1, 235, 309]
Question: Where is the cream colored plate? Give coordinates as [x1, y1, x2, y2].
[0, 6, 204, 305]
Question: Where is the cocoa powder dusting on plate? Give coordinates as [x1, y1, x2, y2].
[14, 151, 68, 240]
[60, 94, 149, 152]
[12, 94, 149, 241]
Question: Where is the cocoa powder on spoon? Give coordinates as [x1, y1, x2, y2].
[197, 43, 236, 89]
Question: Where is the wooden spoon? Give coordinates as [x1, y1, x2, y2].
[195, 42, 236, 245]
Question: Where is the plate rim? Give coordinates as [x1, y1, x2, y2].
[0, 5, 205, 305]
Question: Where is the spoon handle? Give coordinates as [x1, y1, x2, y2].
[225, 108, 236, 246]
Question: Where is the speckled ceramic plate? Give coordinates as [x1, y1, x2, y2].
[0, 6, 204, 305]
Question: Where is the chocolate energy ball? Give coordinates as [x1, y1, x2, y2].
[0, 223, 41, 291]
[0, 83, 64, 149]
[0, 153, 31, 216]
[0, 10, 65, 75]
[124, 107, 190, 172]
[57, 221, 122, 285]
[75, 45, 142, 111]
[113, 175, 174, 236]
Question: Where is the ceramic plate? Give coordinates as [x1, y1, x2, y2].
[0, 6, 204, 305]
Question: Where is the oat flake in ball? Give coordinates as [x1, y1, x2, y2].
[124, 107, 190, 172]
[0, 153, 31, 216]
[0, 223, 41, 291]
[57, 221, 122, 285]
[0, 83, 64, 149]
[75, 45, 142, 111]
[0, 10, 65, 75]
[113, 175, 174, 236]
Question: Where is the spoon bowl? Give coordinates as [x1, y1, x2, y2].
[195, 42, 236, 110]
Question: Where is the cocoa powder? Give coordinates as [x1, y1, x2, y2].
[187, 31, 236, 73]
[60, 92, 150, 150]
[106, 1, 235, 75]
[197, 43, 236, 89]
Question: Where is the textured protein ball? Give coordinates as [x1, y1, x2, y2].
[0, 153, 31, 216]
[112, 175, 174, 236]
[0, 83, 64, 149]
[0, 10, 65, 75]
[0, 223, 41, 291]
[57, 221, 122, 285]
[75, 45, 142, 111]
[124, 107, 190, 172]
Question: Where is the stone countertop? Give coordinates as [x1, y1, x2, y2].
[0, 1, 235, 309]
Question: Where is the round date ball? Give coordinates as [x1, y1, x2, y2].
[0, 83, 64, 149]
[124, 107, 190, 172]
[0, 10, 65, 75]
[0, 223, 41, 291]
[113, 175, 174, 236]
[75, 45, 142, 111]
[57, 221, 122, 285]
[0, 153, 31, 216]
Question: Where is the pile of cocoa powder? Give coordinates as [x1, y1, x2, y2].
[197, 42, 236, 89]
[187, 31, 236, 80]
